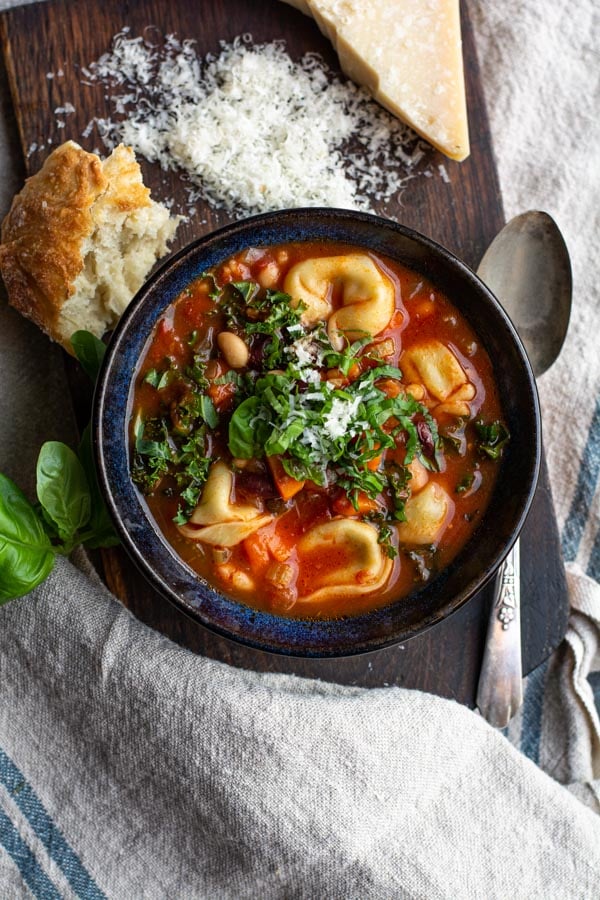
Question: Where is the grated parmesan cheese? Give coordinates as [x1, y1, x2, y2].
[323, 396, 363, 439]
[46, 30, 441, 215]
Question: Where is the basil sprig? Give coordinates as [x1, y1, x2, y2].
[0, 474, 55, 604]
[0, 332, 119, 605]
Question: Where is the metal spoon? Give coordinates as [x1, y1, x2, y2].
[475, 211, 572, 728]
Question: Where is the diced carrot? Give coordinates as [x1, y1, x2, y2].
[243, 532, 271, 574]
[332, 491, 379, 516]
[366, 453, 383, 472]
[208, 381, 237, 411]
[265, 529, 295, 562]
[378, 378, 402, 399]
[242, 531, 271, 575]
[389, 310, 404, 329]
[370, 338, 396, 360]
[382, 416, 400, 434]
[267, 455, 305, 501]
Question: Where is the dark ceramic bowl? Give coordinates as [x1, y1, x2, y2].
[93, 208, 541, 657]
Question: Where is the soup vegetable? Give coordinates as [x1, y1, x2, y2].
[130, 241, 509, 618]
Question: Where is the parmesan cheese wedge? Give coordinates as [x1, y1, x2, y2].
[282, 0, 470, 161]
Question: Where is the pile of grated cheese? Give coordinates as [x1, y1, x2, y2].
[59, 29, 434, 217]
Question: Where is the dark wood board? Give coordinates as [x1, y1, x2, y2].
[0, 0, 569, 705]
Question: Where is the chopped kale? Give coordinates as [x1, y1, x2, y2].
[475, 419, 510, 460]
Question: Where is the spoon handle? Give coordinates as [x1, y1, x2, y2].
[476, 541, 523, 728]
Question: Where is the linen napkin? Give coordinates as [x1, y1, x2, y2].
[0, 0, 599, 897]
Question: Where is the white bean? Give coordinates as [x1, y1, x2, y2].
[257, 261, 280, 289]
[217, 331, 250, 368]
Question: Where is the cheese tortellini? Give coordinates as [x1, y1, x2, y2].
[283, 253, 395, 351]
[395, 483, 453, 545]
[178, 461, 273, 546]
[400, 340, 476, 417]
[296, 519, 393, 603]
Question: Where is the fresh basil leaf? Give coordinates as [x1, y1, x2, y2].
[198, 395, 218, 429]
[228, 397, 263, 459]
[71, 331, 106, 382]
[78, 425, 120, 549]
[36, 442, 91, 542]
[0, 473, 55, 604]
[214, 370, 243, 387]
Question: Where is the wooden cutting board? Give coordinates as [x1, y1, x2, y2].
[0, 0, 569, 705]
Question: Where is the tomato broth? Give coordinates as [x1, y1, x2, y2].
[130, 241, 508, 618]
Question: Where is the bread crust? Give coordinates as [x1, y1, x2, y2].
[0, 141, 107, 343]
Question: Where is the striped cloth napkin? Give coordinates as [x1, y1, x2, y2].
[0, 0, 599, 897]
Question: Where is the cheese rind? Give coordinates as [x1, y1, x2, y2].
[282, 0, 470, 161]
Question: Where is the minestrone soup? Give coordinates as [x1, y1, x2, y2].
[130, 241, 509, 618]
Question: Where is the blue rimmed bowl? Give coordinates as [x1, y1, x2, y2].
[93, 208, 541, 657]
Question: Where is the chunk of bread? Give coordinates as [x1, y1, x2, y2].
[0, 141, 180, 350]
[281, 0, 470, 161]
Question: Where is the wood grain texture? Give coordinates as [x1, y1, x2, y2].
[0, 0, 569, 705]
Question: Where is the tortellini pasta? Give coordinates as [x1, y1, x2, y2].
[179, 517, 274, 547]
[400, 340, 475, 417]
[189, 461, 263, 525]
[395, 483, 453, 545]
[283, 254, 395, 351]
[296, 519, 393, 603]
[179, 461, 273, 546]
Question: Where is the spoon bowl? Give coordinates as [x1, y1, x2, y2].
[477, 211, 572, 377]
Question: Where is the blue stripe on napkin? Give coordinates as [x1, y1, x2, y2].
[586, 524, 600, 581]
[561, 395, 600, 563]
[0, 747, 105, 899]
[589, 672, 600, 717]
[0, 807, 62, 900]
[519, 659, 550, 765]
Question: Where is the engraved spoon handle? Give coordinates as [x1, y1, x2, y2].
[476, 541, 522, 728]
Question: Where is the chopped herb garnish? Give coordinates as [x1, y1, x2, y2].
[214, 370, 244, 387]
[386, 464, 411, 521]
[366, 511, 399, 559]
[143, 367, 172, 390]
[173, 427, 211, 521]
[186, 355, 209, 389]
[231, 281, 259, 304]
[475, 419, 510, 460]
[377, 521, 398, 559]
[199, 271, 221, 301]
[405, 546, 437, 583]
[439, 417, 467, 456]
[197, 395, 218, 429]
[227, 359, 437, 505]
[132, 415, 172, 493]
[456, 472, 475, 493]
